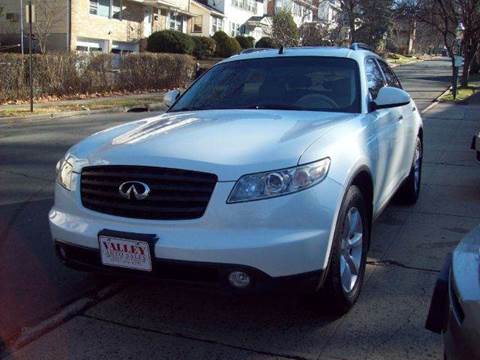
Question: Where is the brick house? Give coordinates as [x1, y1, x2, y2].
[0, 0, 196, 53]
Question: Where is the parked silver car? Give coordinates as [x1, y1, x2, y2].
[426, 225, 480, 359]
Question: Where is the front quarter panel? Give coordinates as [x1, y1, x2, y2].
[298, 115, 373, 269]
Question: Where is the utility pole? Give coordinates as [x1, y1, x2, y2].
[20, 0, 24, 54]
[28, 1, 33, 112]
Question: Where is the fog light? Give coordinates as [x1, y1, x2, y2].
[228, 271, 251, 288]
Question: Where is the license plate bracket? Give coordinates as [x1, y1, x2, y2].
[98, 229, 158, 272]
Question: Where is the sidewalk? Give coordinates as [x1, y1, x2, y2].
[3, 98, 480, 360]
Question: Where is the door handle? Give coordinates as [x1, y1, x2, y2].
[398, 115, 404, 121]
[412, 106, 417, 112]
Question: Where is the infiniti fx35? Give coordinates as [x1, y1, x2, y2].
[51, 46, 423, 313]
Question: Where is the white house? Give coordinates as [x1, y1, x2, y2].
[317, 0, 340, 29]
[268, 0, 316, 28]
[204, 0, 270, 40]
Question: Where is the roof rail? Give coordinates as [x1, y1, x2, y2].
[240, 48, 271, 54]
[350, 42, 375, 52]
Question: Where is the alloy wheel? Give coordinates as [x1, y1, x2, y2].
[340, 207, 364, 294]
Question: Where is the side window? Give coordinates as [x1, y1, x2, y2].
[365, 58, 385, 99]
[378, 61, 402, 89]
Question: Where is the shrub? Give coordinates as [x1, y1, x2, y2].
[0, 53, 196, 103]
[146, 30, 195, 55]
[192, 36, 216, 59]
[235, 35, 255, 49]
[272, 9, 299, 46]
[212, 31, 241, 57]
[118, 53, 195, 90]
[255, 37, 275, 48]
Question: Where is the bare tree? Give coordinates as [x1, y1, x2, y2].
[32, 0, 66, 53]
[300, 22, 330, 45]
[414, 0, 480, 85]
[457, 0, 480, 85]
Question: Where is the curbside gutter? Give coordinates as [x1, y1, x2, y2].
[0, 281, 126, 358]
[0, 102, 168, 123]
[421, 87, 452, 114]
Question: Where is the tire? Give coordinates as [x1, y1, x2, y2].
[397, 136, 423, 205]
[316, 185, 369, 315]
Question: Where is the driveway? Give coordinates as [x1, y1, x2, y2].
[2, 58, 475, 360]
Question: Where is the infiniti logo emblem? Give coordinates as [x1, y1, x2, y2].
[118, 181, 150, 200]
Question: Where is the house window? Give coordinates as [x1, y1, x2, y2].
[232, 0, 256, 12]
[230, 22, 240, 37]
[211, 16, 223, 34]
[192, 16, 203, 33]
[169, 12, 184, 32]
[6, 13, 20, 22]
[112, 0, 122, 19]
[90, 0, 123, 19]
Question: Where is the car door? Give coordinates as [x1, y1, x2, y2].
[377, 59, 416, 182]
[365, 57, 402, 211]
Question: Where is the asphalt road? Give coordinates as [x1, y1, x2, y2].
[0, 58, 456, 356]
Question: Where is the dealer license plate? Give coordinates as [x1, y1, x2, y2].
[99, 235, 152, 272]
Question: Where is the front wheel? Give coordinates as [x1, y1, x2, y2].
[397, 136, 423, 204]
[315, 185, 369, 315]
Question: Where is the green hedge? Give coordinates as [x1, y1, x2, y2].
[0, 53, 196, 103]
[192, 36, 216, 59]
[255, 37, 275, 48]
[212, 31, 241, 57]
[235, 35, 255, 49]
[147, 30, 195, 55]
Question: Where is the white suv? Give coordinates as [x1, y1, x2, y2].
[51, 45, 423, 313]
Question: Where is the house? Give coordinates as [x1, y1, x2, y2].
[267, 0, 317, 28]
[0, 0, 196, 53]
[202, 0, 270, 40]
[188, 0, 225, 36]
[316, 0, 339, 29]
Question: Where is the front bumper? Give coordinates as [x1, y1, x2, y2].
[50, 177, 343, 281]
[54, 240, 322, 292]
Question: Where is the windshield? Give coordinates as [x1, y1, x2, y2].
[170, 56, 361, 113]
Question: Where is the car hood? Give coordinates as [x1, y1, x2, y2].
[68, 110, 360, 181]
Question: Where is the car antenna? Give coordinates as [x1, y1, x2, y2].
[279, 45, 284, 54]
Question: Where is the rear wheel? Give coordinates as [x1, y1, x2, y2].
[316, 185, 369, 315]
[397, 136, 422, 204]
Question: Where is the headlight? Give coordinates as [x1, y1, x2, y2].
[227, 158, 330, 203]
[56, 158, 75, 191]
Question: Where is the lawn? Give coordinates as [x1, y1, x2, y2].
[439, 74, 480, 103]
[386, 53, 419, 65]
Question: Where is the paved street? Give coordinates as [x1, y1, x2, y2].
[2, 58, 478, 360]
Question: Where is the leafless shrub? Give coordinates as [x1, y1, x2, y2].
[0, 52, 196, 103]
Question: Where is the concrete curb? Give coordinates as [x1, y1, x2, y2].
[0, 102, 168, 123]
[421, 87, 452, 114]
[1, 281, 126, 357]
[0, 106, 129, 123]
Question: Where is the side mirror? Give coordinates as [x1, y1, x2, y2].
[164, 89, 181, 108]
[373, 87, 411, 110]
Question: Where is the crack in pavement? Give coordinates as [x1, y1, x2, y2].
[0, 169, 51, 183]
[392, 208, 480, 220]
[424, 160, 476, 168]
[366, 259, 439, 273]
[80, 314, 311, 360]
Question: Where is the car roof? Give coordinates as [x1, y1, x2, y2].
[219, 46, 380, 65]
